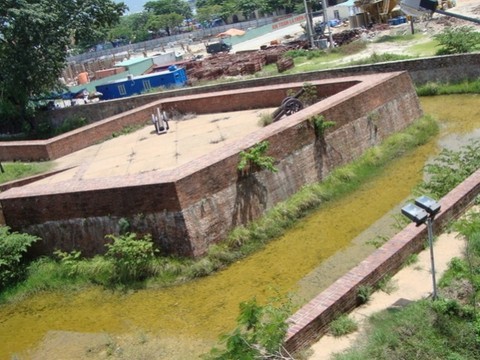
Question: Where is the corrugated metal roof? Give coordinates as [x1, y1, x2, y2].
[115, 57, 151, 67]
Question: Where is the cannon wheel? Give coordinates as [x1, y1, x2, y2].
[284, 98, 304, 116]
[281, 96, 294, 105]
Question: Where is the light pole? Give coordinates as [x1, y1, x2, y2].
[401, 195, 441, 300]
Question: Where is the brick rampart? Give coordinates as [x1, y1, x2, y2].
[284, 169, 480, 353]
[0, 72, 422, 257]
[40, 53, 480, 126]
[0, 80, 359, 162]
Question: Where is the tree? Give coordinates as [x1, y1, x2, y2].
[109, 12, 156, 43]
[146, 13, 184, 36]
[237, 0, 260, 19]
[144, 0, 192, 18]
[144, 0, 192, 36]
[196, 5, 223, 25]
[0, 0, 126, 133]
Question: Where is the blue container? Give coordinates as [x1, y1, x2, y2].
[96, 66, 187, 101]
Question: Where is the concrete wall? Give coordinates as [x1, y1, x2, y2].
[0, 72, 423, 258]
[284, 168, 480, 354]
[39, 53, 480, 126]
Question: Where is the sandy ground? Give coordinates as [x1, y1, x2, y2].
[308, 230, 466, 359]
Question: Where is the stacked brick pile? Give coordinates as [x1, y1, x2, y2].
[331, 28, 366, 46]
[186, 45, 300, 84]
[276, 56, 294, 72]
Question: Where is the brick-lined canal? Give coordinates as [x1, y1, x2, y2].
[1, 95, 478, 359]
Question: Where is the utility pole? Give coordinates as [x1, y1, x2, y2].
[303, 0, 316, 48]
[321, 0, 335, 48]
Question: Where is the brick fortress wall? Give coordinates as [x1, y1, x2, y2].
[0, 72, 422, 258]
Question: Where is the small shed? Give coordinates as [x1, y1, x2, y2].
[96, 66, 187, 100]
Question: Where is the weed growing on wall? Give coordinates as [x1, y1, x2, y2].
[310, 115, 336, 137]
[237, 141, 278, 174]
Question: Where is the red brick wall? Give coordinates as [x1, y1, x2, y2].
[284, 169, 480, 353]
[0, 72, 422, 257]
[0, 80, 358, 162]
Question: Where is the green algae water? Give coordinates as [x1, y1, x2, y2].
[1, 95, 479, 359]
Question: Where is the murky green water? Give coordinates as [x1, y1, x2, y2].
[1, 95, 479, 359]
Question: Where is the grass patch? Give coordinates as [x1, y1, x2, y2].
[377, 276, 398, 295]
[110, 124, 145, 138]
[0, 162, 52, 184]
[416, 78, 480, 96]
[348, 52, 414, 66]
[374, 34, 417, 43]
[334, 299, 479, 360]
[329, 314, 358, 337]
[408, 38, 439, 57]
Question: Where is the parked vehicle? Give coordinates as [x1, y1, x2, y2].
[206, 41, 232, 54]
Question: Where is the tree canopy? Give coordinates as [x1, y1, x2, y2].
[0, 0, 126, 133]
[143, 0, 192, 36]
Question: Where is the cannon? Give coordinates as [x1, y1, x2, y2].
[272, 88, 305, 122]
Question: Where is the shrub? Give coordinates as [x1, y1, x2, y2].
[237, 141, 278, 174]
[357, 285, 373, 304]
[434, 26, 480, 55]
[329, 314, 358, 337]
[105, 233, 158, 283]
[0, 226, 39, 289]
[204, 296, 292, 359]
[310, 114, 336, 137]
[258, 112, 274, 127]
[416, 140, 480, 198]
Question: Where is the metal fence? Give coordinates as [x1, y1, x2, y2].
[67, 16, 276, 64]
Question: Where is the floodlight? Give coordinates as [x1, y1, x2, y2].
[401, 195, 439, 300]
[401, 203, 428, 225]
[415, 195, 441, 216]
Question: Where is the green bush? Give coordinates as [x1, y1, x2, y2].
[357, 285, 373, 304]
[105, 233, 158, 283]
[0, 226, 39, 289]
[416, 140, 480, 198]
[237, 141, 278, 174]
[434, 26, 480, 55]
[204, 296, 292, 359]
[310, 115, 336, 137]
[329, 314, 358, 337]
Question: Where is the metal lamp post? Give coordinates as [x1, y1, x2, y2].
[401, 195, 441, 300]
